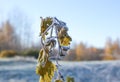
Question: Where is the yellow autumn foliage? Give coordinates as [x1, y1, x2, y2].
[66, 76, 75, 82]
[59, 36, 72, 46]
[37, 49, 48, 64]
[36, 59, 57, 82]
[55, 79, 63, 82]
[40, 17, 53, 40]
[103, 54, 115, 60]
[37, 17, 72, 82]
[58, 28, 72, 46]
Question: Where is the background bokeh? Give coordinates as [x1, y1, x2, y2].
[0, 0, 120, 61]
[0, 0, 120, 82]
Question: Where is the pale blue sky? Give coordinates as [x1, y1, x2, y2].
[0, 0, 120, 48]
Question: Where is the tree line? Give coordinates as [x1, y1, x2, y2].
[0, 20, 120, 61]
[64, 38, 120, 61]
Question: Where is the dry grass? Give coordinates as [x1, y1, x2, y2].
[0, 50, 16, 58]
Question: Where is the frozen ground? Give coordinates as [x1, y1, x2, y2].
[0, 57, 120, 82]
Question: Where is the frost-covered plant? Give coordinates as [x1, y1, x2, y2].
[36, 17, 72, 82]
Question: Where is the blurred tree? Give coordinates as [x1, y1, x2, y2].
[113, 39, 120, 53]
[8, 8, 33, 49]
[0, 21, 21, 51]
[64, 49, 76, 61]
[105, 38, 113, 54]
[75, 42, 87, 60]
[112, 38, 120, 59]
[103, 38, 115, 60]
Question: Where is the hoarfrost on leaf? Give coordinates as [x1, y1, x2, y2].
[36, 17, 72, 82]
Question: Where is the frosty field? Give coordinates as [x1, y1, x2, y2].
[0, 57, 120, 82]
